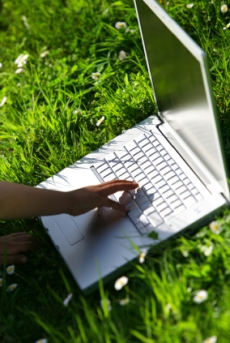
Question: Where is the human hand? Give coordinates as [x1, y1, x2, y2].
[0, 232, 42, 266]
[68, 180, 138, 216]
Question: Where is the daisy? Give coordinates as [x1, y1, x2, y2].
[100, 298, 112, 311]
[15, 68, 23, 74]
[7, 283, 18, 292]
[91, 72, 101, 80]
[193, 290, 208, 304]
[40, 51, 49, 58]
[114, 276, 128, 290]
[0, 96, 7, 107]
[186, 3, 194, 8]
[139, 249, 147, 263]
[35, 339, 48, 343]
[209, 221, 222, 234]
[22, 15, 30, 30]
[200, 245, 213, 257]
[15, 54, 28, 68]
[0, 63, 2, 68]
[119, 298, 130, 306]
[63, 293, 73, 306]
[202, 336, 217, 343]
[96, 116, 105, 127]
[73, 109, 82, 115]
[119, 50, 127, 61]
[182, 250, 189, 257]
[0, 278, 3, 286]
[6, 265, 15, 275]
[221, 4, 228, 13]
[115, 22, 127, 30]
[223, 22, 230, 30]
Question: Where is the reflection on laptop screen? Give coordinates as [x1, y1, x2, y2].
[135, 0, 227, 193]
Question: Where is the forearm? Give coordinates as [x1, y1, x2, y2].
[0, 181, 72, 220]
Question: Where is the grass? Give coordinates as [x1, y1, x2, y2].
[0, 0, 230, 341]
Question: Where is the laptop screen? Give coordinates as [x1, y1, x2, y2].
[135, 0, 229, 198]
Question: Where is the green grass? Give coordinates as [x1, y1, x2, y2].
[1, 0, 230, 341]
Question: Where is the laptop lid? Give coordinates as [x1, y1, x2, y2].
[134, 0, 230, 201]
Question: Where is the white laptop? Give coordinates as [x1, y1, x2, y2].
[38, 0, 229, 294]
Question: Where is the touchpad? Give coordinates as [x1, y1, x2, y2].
[55, 214, 84, 245]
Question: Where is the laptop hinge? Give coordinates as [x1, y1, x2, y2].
[158, 121, 225, 196]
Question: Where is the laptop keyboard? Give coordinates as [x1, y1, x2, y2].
[95, 131, 204, 235]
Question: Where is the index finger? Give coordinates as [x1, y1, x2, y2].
[97, 180, 138, 197]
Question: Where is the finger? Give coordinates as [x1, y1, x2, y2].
[0, 241, 37, 255]
[97, 180, 138, 197]
[0, 254, 27, 266]
[99, 196, 127, 213]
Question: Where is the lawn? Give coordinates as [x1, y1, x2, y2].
[0, 0, 230, 342]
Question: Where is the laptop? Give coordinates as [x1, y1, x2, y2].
[38, 0, 229, 294]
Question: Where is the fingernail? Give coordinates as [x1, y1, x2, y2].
[21, 257, 27, 263]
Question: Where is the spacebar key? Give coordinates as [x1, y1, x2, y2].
[148, 211, 163, 228]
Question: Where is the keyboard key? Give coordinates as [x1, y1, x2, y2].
[187, 182, 195, 190]
[174, 204, 186, 214]
[138, 214, 150, 226]
[195, 193, 203, 201]
[157, 161, 168, 170]
[160, 149, 167, 156]
[164, 171, 176, 180]
[142, 183, 152, 192]
[171, 163, 179, 171]
[159, 184, 170, 194]
[116, 168, 127, 177]
[145, 147, 157, 157]
[170, 199, 182, 209]
[119, 192, 133, 206]
[130, 147, 141, 156]
[183, 195, 196, 207]
[177, 185, 187, 194]
[161, 166, 171, 175]
[148, 211, 163, 227]
[151, 174, 162, 183]
[180, 173, 187, 180]
[153, 156, 164, 165]
[148, 169, 159, 179]
[168, 194, 179, 203]
[133, 151, 145, 161]
[116, 150, 129, 159]
[172, 180, 184, 190]
[146, 188, 158, 202]
[138, 155, 148, 164]
[135, 172, 146, 182]
[132, 168, 142, 178]
[163, 188, 174, 199]
[155, 179, 166, 189]
[103, 173, 117, 181]
[138, 138, 149, 148]
[153, 196, 164, 208]
[156, 201, 168, 212]
[161, 207, 173, 217]
[97, 163, 108, 174]
[180, 190, 191, 199]
[118, 172, 130, 179]
[191, 188, 199, 196]
[142, 143, 153, 153]
[155, 144, 164, 152]
[112, 163, 124, 173]
[141, 160, 152, 170]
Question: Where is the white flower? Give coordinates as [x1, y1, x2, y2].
[165, 303, 172, 313]
[209, 221, 222, 234]
[6, 265, 15, 275]
[0, 278, 3, 287]
[63, 293, 73, 306]
[125, 28, 136, 34]
[139, 249, 147, 263]
[7, 283, 17, 292]
[119, 298, 130, 306]
[115, 22, 127, 29]
[200, 245, 213, 257]
[22, 15, 30, 30]
[202, 336, 217, 343]
[0, 63, 2, 68]
[114, 276, 128, 290]
[100, 298, 112, 311]
[0, 96, 7, 107]
[91, 72, 101, 80]
[223, 22, 230, 30]
[119, 50, 127, 61]
[40, 51, 49, 58]
[17, 83, 21, 87]
[221, 4, 228, 13]
[96, 116, 105, 127]
[35, 339, 48, 343]
[193, 290, 208, 304]
[15, 54, 28, 68]
[182, 250, 189, 257]
[73, 108, 82, 115]
[15, 68, 24, 74]
[186, 3, 194, 8]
